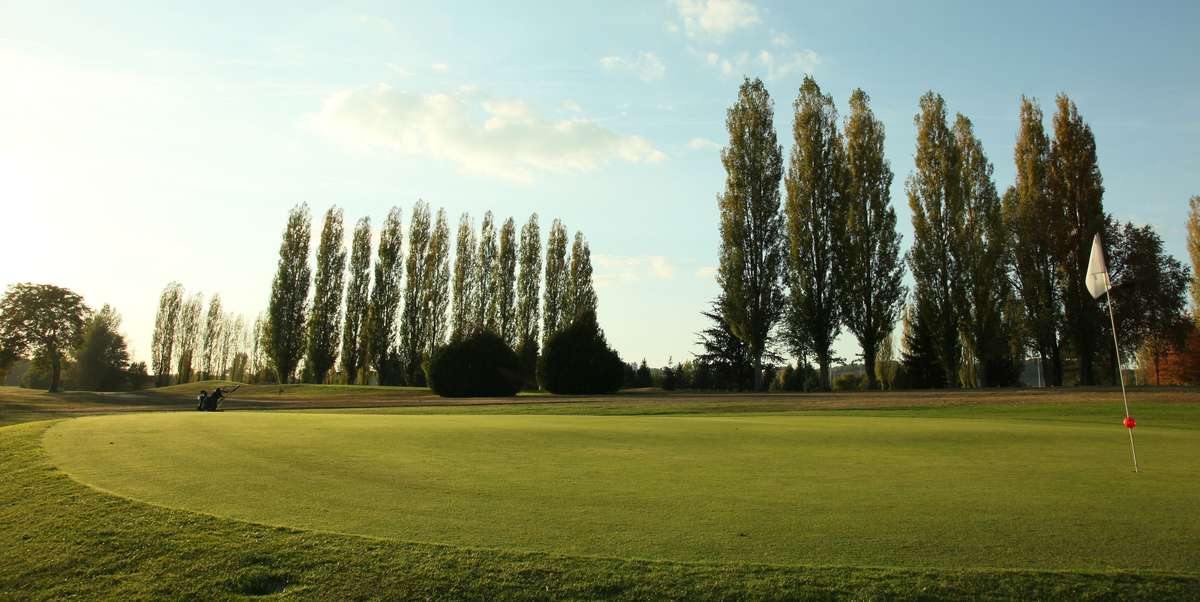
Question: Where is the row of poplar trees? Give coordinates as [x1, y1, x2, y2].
[717, 75, 1127, 390]
[258, 202, 596, 386]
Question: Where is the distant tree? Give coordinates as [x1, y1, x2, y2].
[696, 296, 771, 390]
[306, 206, 346, 384]
[251, 312, 270, 383]
[369, 207, 404, 385]
[661, 358, 678, 391]
[516, 214, 542, 388]
[875, 330, 897, 391]
[341, 217, 372, 384]
[75, 305, 130, 391]
[540, 310, 624, 394]
[907, 92, 965, 387]
[175, 292, 203, 384]
[428, 330, 521, 397]
[0, 283, 89, 392]
[543, 219, 569, 345]
[1048, 94, 1107, 384]
[222, 315, 246, 380]
[451, 213, 477, 338]
[150, 282, 184, 387]
[496, 217, 518, 347]
[400, 201, 432, 385]
[422, 209, 452, 369]
[201, 294, 223, 380]
[955, 114, 1011, 387]
[900, 302, 945, 389]
[1188, 196, 1200, 322]
[1005, 97, 1062, 386]
[841, 88, 906, 391]
[717, 77, 786, 391]
[476, 211, 499, 332]
[783, 75, 846, 390]
[127, 361, 150, 390]
[566, 231, 597, 320]
[266, 204, 312, 384]
[635, 358, 652, 388]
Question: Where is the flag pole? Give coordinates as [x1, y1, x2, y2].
[1103, 271, 1139, 472]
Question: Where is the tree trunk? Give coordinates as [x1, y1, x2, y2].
[48, 352, 62, 393]
[863, 344, 879, 390]
[753, 356, 763, 391]
[818, 353, 831, 391]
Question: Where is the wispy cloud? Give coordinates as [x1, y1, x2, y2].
[702, 48, 821, 80]
[593, 255, 677, 288]
[687, 137, 721, 150]
[672, 0, 761, 39]
[599, 52, 666, 82]
[311, 85, 665, 183]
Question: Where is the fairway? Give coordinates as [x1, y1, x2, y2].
[44, 410, 1200, 573]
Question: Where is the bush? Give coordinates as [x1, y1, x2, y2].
[540, 311, 624, 394]
[833, 372, 864, 391]
[428, 330, 522, 397]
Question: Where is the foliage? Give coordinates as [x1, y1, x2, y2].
[542, 218, 569, 345]
[150, 282, 183, 387]
[1188, 196, 1200, 322]
[540, 310, 623, 394]
[566, 231, 597, 321]
[475, 211, 498, 331]
[496, 217, 518, 347]
[369, 207, 404, 385]
[875, 332, 897, 390]
[175, 293, 203, 384]
[340, 217, 372, 384]
[516, 214, 542, 388]
[399, 202, 431, 386]
[307, 207, 346, 384]
[901, 303, 945, 389]
[201, 294, 223, 380]
[421, 209, 452, 364]
[266, 204, 312, 384]
[833, 372, 864, 391]
[0, 283, 89, 392]
[127, 361, 150, 389]
[450, 213, 476, 338]
[74, 305, 130, 391]
[717, 77, 786, 390]
[427, 330, 521, 397]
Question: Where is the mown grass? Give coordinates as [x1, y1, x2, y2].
[4, 420, 1199, 600]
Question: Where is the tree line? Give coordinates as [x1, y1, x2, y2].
[711, 75, 1192, 391]
[151, 203, 598, 387]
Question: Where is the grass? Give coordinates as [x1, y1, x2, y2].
[4, 386, 1200, 599]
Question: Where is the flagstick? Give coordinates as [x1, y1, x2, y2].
[1103, 272, 1139, 473]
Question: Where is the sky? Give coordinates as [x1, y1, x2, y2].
[1, 0, 1197, 368]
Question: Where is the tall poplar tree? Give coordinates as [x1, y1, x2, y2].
[566, 231, 596, 320]
[150, 281, 184, 386]
[543, 218, 569, 346]
[1004, 97, 1062, 386]
[1049, 94, 1106, 384]
[907, 92, 965, 387]
[783, 75, 845, 390]
[340, 217, 372, 384]
[399, 201, 432, 385]
[305, 206, 346, 384]
[451, 213, 477, 338]
[476, 211, 499, 332]
[516, 214, 542, 387]
[496, 217, 518, 347]
[201, 294, 223, 380]
[176, 292, 203, 383]
[840, 89, 906, 390]
[422, 209, 452, 360]
[368, 207, 404, 385]
[266, 203, 312, 384]
[717, 77, 785, 391]
[1189, 196, 1200, 322]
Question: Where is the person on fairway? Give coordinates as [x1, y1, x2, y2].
[206, 387, 225, 411]
[196, 390, 208, 411]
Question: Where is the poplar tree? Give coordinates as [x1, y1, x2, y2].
[496, 217, 518, 347]
[305, 207, 346, 384]
[1189, 196, 1200, 322]
[267, 203, 312, 384]
[1049, 94, 1106, 385]
[451, 213, 477, 338]
[840, 89, 905, 390]
[906, 92, 965, 387]
[955, 115, 1011, 386]
[150, 282, 184, 386]
[201, 294, 223, 380]
[566, 231, 596, 320]
[368, 207, 404, 385]
[543, 218, 569, 346]
[1004, 97, 1062, 386]
[717, 77, 785, 391]
[516, 214, 542, 387]
[476, 211, 499, 332]
[176, 292, 204, 383]
[422, 209, 452, 360]
[399, 201, 432, 385]
[340, 217, 372, 384]
[783, 76, 845, 390]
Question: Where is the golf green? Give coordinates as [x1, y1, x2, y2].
[43, 411, 1200, 573]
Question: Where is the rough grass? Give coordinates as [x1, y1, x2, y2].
[3, 420, 1198, 600]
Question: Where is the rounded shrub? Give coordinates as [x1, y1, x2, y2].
[540, 310, 624, 394]
[428, 330, 522, 397]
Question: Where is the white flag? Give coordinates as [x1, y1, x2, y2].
[1085, 233, 1110, 299]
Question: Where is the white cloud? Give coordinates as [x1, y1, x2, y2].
[430, 63, 449, 72]
[703, 48, 820, 79]
[593, 255, 677, 288]
[687, 137, 721, 150]
[695, 266, 718, 279]
[770, 31, 792, 48]
[673, 0, 761, 38]
[599, 52, 666, 82]
[311, 84, 665, 183]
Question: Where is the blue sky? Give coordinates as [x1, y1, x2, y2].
[1, 1, 1196, 367]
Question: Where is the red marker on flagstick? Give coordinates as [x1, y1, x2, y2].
[1123, 416, 1136, 429]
